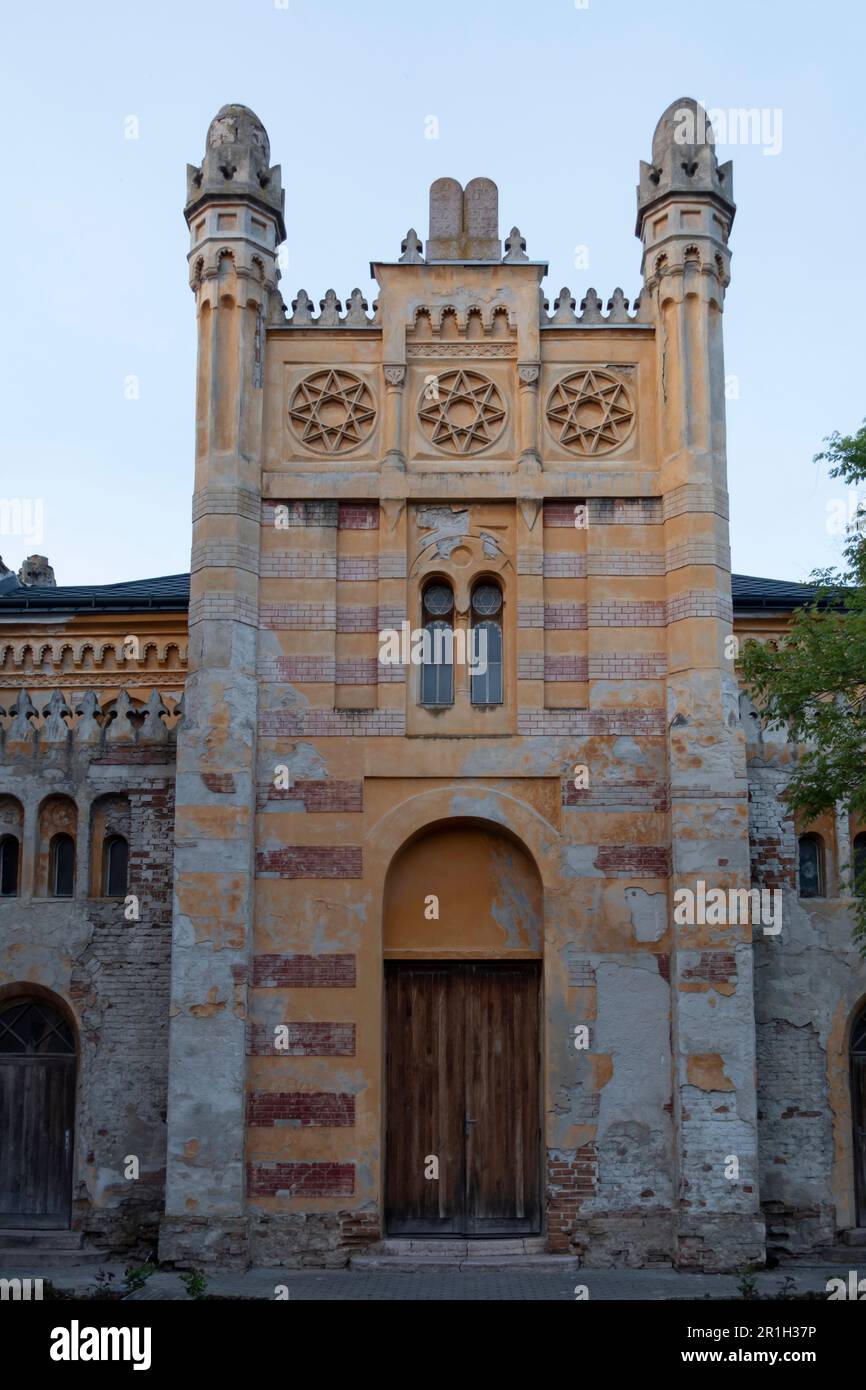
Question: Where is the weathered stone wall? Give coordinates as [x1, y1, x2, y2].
[0, 694, 176, 1252]
[746, 713, 866, 1252]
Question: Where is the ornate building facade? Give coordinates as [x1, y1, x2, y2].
[1, 101, 864, 1272]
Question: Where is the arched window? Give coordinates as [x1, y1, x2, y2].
[0, 835, 19, 897]
[420, 582, 454, 707]
[470, 582, 503, 706]
[853, 833, 866, 887]
[36, 795, 77, 897]
[50, 834, 75, 898]
[0, 798, 24, 897]
[798, 833, 825, 898]
[102, 835, 129, 898]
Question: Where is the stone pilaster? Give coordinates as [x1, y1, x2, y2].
[161, 105, 285, 1265]
[638, 99, 764, 1269]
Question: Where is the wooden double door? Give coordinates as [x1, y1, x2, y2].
[385, 961, 541, 1235]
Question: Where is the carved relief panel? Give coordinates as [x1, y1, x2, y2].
[541, 362, 640, 465]
[283, 364, 381, 463]
[407, 364, 517, 467]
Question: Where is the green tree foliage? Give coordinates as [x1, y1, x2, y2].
[740, 421, 866, 950]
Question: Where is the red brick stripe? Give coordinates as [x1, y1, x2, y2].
[256, 847, 362, 878]
[338, 503, 379, 529]
[201, 772, 236, 794]
[246, 1162, 355, 1196]
[249, 1022, 356, 1056]
[594, 845, 671, 876]
[563, 781, 669, 810]
[257, 780, 364, 813]
[247, 1092, 355, 1127]
[260, 709, 405, 736]
[252, 954, 356, 987]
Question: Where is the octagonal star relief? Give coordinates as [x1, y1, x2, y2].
[288, 369, 376, 454]
[417, 369, 507, 456]
[546, 368, 635, 456]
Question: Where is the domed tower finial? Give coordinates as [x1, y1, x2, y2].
[636, 97, 735, 240]
[636, 97, 736, 294]
[185, 102, 285, 240]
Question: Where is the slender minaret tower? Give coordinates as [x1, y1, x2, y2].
[161, 105, 284, 1262]
[637, 99, 765, 1269]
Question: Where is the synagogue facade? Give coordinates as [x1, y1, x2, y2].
[1, 101, 864, 1272]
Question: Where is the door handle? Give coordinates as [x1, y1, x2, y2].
[464, 1113, 479, 1137]
[63, 1129, 71, 1159]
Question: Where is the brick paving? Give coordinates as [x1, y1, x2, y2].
[0, 1260, 840, 1302]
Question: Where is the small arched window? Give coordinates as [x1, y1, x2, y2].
[50, 834, 75, 898]
[102, 835, 129, 898]
[798, 833, 825, 899]
[0, 999, 75, 1056]
[470, 582, 503, 706]
[853, 833, 866, 887]
[0, 835, 19, 897]
[420, 583, 454, 707]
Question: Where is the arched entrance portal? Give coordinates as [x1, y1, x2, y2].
[852, 1004, 866, 1227]
[0, 998, 76, 1228]
[384, 820, 542, 1236]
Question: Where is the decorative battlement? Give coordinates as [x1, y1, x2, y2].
[541, 286, 649, 327]
[276, 284, 650, 332]
[279, 288, 379, 328]
[0, 688, 181, 758]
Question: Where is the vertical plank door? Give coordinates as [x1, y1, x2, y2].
[464, 962, 541, 1234]
[386, 961, 541, 1236]
[0, 1056, 75, 1228]
[385, 963, 465, 1233]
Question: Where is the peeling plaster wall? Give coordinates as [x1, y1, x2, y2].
[0, 738, 175, 1251]
[748, 728, 866, 1250]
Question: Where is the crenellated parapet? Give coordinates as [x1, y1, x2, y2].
[540, 286, 649, 327]
[280, 288, 379, 327]
[0, 687, 181, 761]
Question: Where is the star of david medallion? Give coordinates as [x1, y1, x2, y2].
[288, 369, 376, 454]
[417, 369, 507, 455]
[546, 369, 635, 455]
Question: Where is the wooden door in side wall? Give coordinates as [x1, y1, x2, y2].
[0, 1001, 76, 1229]
[852, 1008, 866, 1227]
[385, 962, 541, 1236]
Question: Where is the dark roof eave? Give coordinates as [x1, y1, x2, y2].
[0, 572, 830, 616]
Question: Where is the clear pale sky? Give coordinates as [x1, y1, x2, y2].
[1, 0, 863, 587]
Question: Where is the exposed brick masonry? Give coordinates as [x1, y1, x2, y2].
[248, 1022, 356, 1056]
[247, 1092, 355, 1127]
[252, 954, 357, 987]
[255, 846, 363, 878]
[246, 1163, 355, 1197]
[594, 845, 671, 876]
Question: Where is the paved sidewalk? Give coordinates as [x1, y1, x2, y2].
[0, 1260, 842, 1301]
